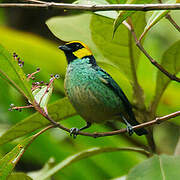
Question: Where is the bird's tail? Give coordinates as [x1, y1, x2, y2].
[128, 116, 148, 136]
[134, 127, 148, 136]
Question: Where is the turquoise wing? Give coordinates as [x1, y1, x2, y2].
[95, 66, 147, 136]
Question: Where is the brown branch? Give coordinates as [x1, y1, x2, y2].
[0, 3, 180, 11]
[157, 0, 180, 32]
[21, 0, 46, 4]
[32, 124, 55, 138]
[34, 100, 180, 138]
[165, 14, 180, 32]
[106, 122, 149, 150]
[23, 124, 55, 154]
[127, 19, 180, 83]
[128, 30, 146, 114]
[136, 42, 180, 82]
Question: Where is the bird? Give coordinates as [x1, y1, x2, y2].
[59, 41, 147, 138]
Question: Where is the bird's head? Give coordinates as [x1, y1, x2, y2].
[59, 41, 95, 65]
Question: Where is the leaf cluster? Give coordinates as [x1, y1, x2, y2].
[0, 0, 179, 179]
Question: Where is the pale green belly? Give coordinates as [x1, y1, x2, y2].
[65, 82, 124, 123]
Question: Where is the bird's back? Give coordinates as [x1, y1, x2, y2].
[64, 58, 126, 123]
[61, 41, 147, 136]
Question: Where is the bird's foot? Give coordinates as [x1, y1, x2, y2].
[126, 124, 134, 136]
[69, 127, 79, 139]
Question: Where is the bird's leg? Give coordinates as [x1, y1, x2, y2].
[121, 115, 134, 136]
[70, 122, 91, 139]
[79, 122, 92, 131]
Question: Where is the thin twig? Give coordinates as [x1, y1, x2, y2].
[127, 19, 180, 83]
[33, 101, 59, 127]
[136, 41, 180, 82]
[0, 3, 180, 11]
[157, 0, 180, 32]
[106, 122, 149, 150]
[11, 105, 33, 110]
[34, 100, 180, 138]
[165, 14, 180, 32]
[128, 30, 146, 112]
[174, 137, 180, 156]
[21, 0, 46, 4]
[0, 70, 29, 100]
[32, 124, 55, 138]
[24, 124, 55, 152]
[138, 29, 148, 42]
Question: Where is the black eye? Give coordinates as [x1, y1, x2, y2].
[76, 44, 80, 48]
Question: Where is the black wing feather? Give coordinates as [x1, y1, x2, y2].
[95, 66, 147, 136]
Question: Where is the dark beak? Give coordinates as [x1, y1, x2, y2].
[59, 45, 71, 51]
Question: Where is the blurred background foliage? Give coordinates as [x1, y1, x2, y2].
[0, 0, 179, 179]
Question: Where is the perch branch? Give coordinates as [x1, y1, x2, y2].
[34, 101, 180, 138]
[165, 14, 180, 32]
[157, 0, 180, 32]
[127, 19, 180, 83]
[21, 0, 46, 3]
[0, 3, 180, 11]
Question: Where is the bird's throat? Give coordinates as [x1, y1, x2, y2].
[64, 52, 77, 64]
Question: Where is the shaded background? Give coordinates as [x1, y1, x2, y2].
[0, 0, 180, 179]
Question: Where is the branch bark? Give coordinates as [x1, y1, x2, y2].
[127, 19, 180, 83]
[34, 101, 180, 138]
[165, 14, 180, 32]
[0, 3, 180, 11]
[157, 0, 180, 32]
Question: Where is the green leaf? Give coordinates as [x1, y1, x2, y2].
[32, 85, 53, 111]
[0, 44, 33, 101]
[113, 0, 153, 35]
[0, 27, 66, 93]
[28, 158, 55, 180]
[76, 0, 118, 19]
[7, 173, 33, 180]
[0, 136, 34, 180]
[113, 11, 132, 35]
[141, 0, 176, 39]
[96, 0, 126, 4]
[150, 40, 180, 113]
[46, 14, 93, 51]
[106, 0, 127, 3]
[35, 147, 149, 180]
[0, 27, 66, 77]
[90, 12, 145, 82]
[142, 11, 170, 39]
[0, 97, 76, 146]
[46, 13, 110, 65]
[112, 175, 126, 180]
[127, 154, 180, 180]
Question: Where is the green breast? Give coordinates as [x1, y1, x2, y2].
[64, 58, 124, 123]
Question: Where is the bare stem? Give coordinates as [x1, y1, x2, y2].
[165, 14, 180, 32]
[34, 101, 180, 138]
[32, 124, 55, 139]
[0, 70, 29, 99]
[11, 105, 33, 110]
[21, 0, 46, 4]
[128, 30, 146, 113]
[136, 41, 180, 82]
[0, 3, 180, 11]
[106, 122, 149, 150]
[127, 20, 180, 83]
[157, 0, 180, 32]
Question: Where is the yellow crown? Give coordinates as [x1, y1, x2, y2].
[66, 41, 92, 59]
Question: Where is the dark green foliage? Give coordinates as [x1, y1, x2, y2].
[0, 0, 179, 179]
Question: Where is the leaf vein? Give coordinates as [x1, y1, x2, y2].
[159, 156, 166, 180]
